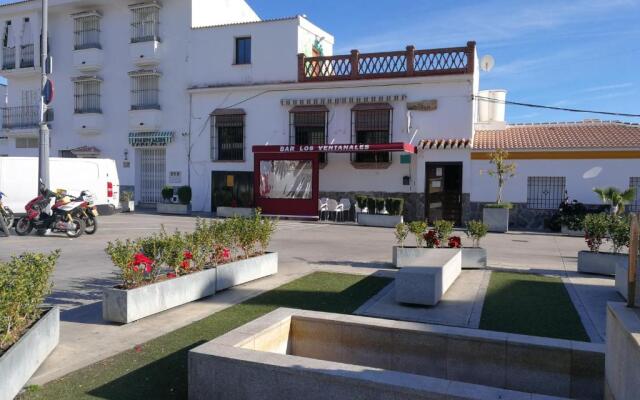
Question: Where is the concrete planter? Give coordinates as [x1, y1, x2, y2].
[156, 202, 189, 215]
[103, 253, 278, 324]
[561, 225, 583, 237]
[483, 207, 509, 233]
[392, 246, 486, 269]
[216, 252, 278, 292]
[357, 213, 403, 228]
[103, 268, 218, 324]
[120, 201, 135, 213]
[0, 307, 59, 400]
[578, 251, 629, 276]
[614, 258, 640, 301]
[216, 207, 255, 218]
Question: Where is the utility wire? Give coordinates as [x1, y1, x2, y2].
[473, 95, 640, 118]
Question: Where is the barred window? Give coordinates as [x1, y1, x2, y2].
[527, 177, 566, 209]
[130, 72, 160, 110]
[74, 79, 101, 114]
[630, 177, 640, 212]
[3, 21, 15, 70]
[351, 104, 392, 163]
[74, 13, 101, 50]
[211, 110, 244, 161]
[290, 106, 328, 163]
[15, 137, 38, 148]
[235, 37, 251, 64]
[130, 3, 160, 43]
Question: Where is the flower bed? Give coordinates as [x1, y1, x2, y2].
[0, 251, 60, 400]
[103, 214, 278, 324]
[578, 213, 632, 276]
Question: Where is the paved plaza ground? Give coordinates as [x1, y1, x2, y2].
[0, 212, 624, 387]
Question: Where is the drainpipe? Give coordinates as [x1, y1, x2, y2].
[187, 92, 192, 188]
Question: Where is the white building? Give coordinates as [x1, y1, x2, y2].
[0, 0, 638, 229]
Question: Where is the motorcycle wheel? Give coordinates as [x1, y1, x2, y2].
[2, 207, 13, 228]
[14, 217, 33, 236]
[84, 215, 98, 235]
[66, 218, 85, 238]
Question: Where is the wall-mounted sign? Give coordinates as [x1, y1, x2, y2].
[407, 100, 438, 112]
[128, 131, 174, 147]
[253, 143, 416, 154]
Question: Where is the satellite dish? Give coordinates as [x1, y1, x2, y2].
[480, 55, 495, 72]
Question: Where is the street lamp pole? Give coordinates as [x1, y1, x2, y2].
[38, 0, 49, 190]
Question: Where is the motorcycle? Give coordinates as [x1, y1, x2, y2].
[0, 191, 14, 229]
[71, 190, 99, 235]
[14, 185, 86, 238]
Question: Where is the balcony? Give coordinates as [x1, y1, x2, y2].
[73, 47, 103, 72]
[297, 42, 476, 82]
[2, 45, 39, 77]
[130, 40, 161, 67]
[1, 105, 53, 135]
[74, 112, 104, 135]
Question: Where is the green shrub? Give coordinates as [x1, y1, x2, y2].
[161, 186, 174, 201]
[355, 195, 368, 210]
[432, 220, 455, 246]
[609, 215, 631, 254]
[584, 213, 609, 252]
[395, 223, 409, 247]
[375, 198, 385, 214]
[106, 239, 141, 288]
[214, 189, 233, 207]
[0, 250, 59, 353]
[558, 200, 587, 232]
[385, 198, 405, 216]
[409, 221, 427, 247]
[466, 220, 488, 248]
[177, 186, 192, 205]
[366, 197, 376, 214]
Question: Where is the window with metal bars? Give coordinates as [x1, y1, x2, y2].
[3, 21, 15, 70]
[130, 4, 160, 43]
[211, 113, 244, 161]
[74, 79, 101, 114]
[527, 176, 566, 209]
[74, 14, 101, 50]
[630, 177, 640, 212]
[290, 109, 328, 163]
[351, 106, 392, 163]
[15, 137, 38, 149]
[130, 73, 159, 110]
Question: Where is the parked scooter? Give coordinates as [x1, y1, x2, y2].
[0, 191, 14, 228]
[14, 184, 86, 238]
[70, 190, 99, 235]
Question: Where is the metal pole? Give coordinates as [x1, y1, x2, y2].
[628, 213, 639, 308]
[38, 0, 49, 190]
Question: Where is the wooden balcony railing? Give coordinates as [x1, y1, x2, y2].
[298, 41, 475, 82]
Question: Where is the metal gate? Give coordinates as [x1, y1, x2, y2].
[137, 148, 165, 203]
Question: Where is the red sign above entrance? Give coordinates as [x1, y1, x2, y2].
[252, 142, 416, 154]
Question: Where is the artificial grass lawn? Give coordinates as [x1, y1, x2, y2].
[19, 272, 391, 400]
[479, 271, 590, 342]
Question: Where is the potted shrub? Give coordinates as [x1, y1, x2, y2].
[120, 191, 135, 213]
[102, 215, 279, 323]
[578, 213, 634, 277]
[1, 251, 60, 400]
[157, 185, 190, 215]
[463, 219, 489, 269]
[357, 196, 404, 228]
[558, 199, 587, 236]
[482, 149, 516, 232]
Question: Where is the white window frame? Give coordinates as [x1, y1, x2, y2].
[526, 176, 566, 210]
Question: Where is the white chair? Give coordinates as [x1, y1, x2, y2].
[339, 198, 351, 222]
[326, 199, 343, 221]
[318, 199, 328, 220]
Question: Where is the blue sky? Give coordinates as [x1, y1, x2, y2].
[250, 0, 640, 123]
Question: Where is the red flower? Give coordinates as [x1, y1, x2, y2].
[145, 264, 153, 273]
[180, 260, 190, 270]
[167, 272, 177, 279]
[222, 248, 231, 260]
[448, 236, 462, 249]
[132, 265, 139, 272]
[133, 253, 153, 266]
[183, 251, 193, 260]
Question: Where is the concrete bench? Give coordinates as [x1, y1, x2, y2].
[395, 250, 461, 306]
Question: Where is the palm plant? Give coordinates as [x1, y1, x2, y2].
[593, 187, 636, 216]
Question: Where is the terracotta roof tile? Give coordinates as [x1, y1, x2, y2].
[473, 120, 640, 151]
[418, 138, 471, 150]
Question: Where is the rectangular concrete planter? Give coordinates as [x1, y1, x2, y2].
[216, 206, 255, 218]
[606, 302, 640, 400]
[156, 202, 189, 215]
[577, 250, 629, 276]
[614, 258, 640, 301]
[396, 250, 462, 306]
[0, 307, 59, 400]
[561, 225, 583, 237]
[216, 252, 278, 292]
[392, 246, 486, 269]
[482, 207, 509, 233]
[357, 213, 402, 228]
[103, 268, 218, 324]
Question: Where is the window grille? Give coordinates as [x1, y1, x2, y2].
[235, 37, 251, 64]
[19, 43, 33, 67]
[130, 73, 159, 110]
[289, 110, 328, 163]
[74, 14, 101, 50]
[2, 21, 15, 70]
[15, 137, 38, 148]
[211, 113, 244, 161]
[351, 106, 392, 163]
[131, 4, 160, 43]
[527, 177, 566, 209]
[630, 177, 640, 212]
[74, 79, 101, 114]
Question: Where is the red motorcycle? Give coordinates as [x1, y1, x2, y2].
[14, 185, 85, 238]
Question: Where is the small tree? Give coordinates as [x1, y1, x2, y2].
[432, 220, 454, 247]
[486, 149, 516, 204]
[408, 221, 427, 247]
[466, 220, 488, 248]
[609, 215, 631, 254]
[395, 223, 409, 247]
[584, 213, 609, 253]
[593, 187, 636, 216]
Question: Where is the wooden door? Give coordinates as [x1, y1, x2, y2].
[425, 162, 462, 225]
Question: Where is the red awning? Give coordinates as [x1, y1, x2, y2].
[252, 142, 416, 154]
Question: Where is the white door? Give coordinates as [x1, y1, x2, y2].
[137, 148, 165, 204]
